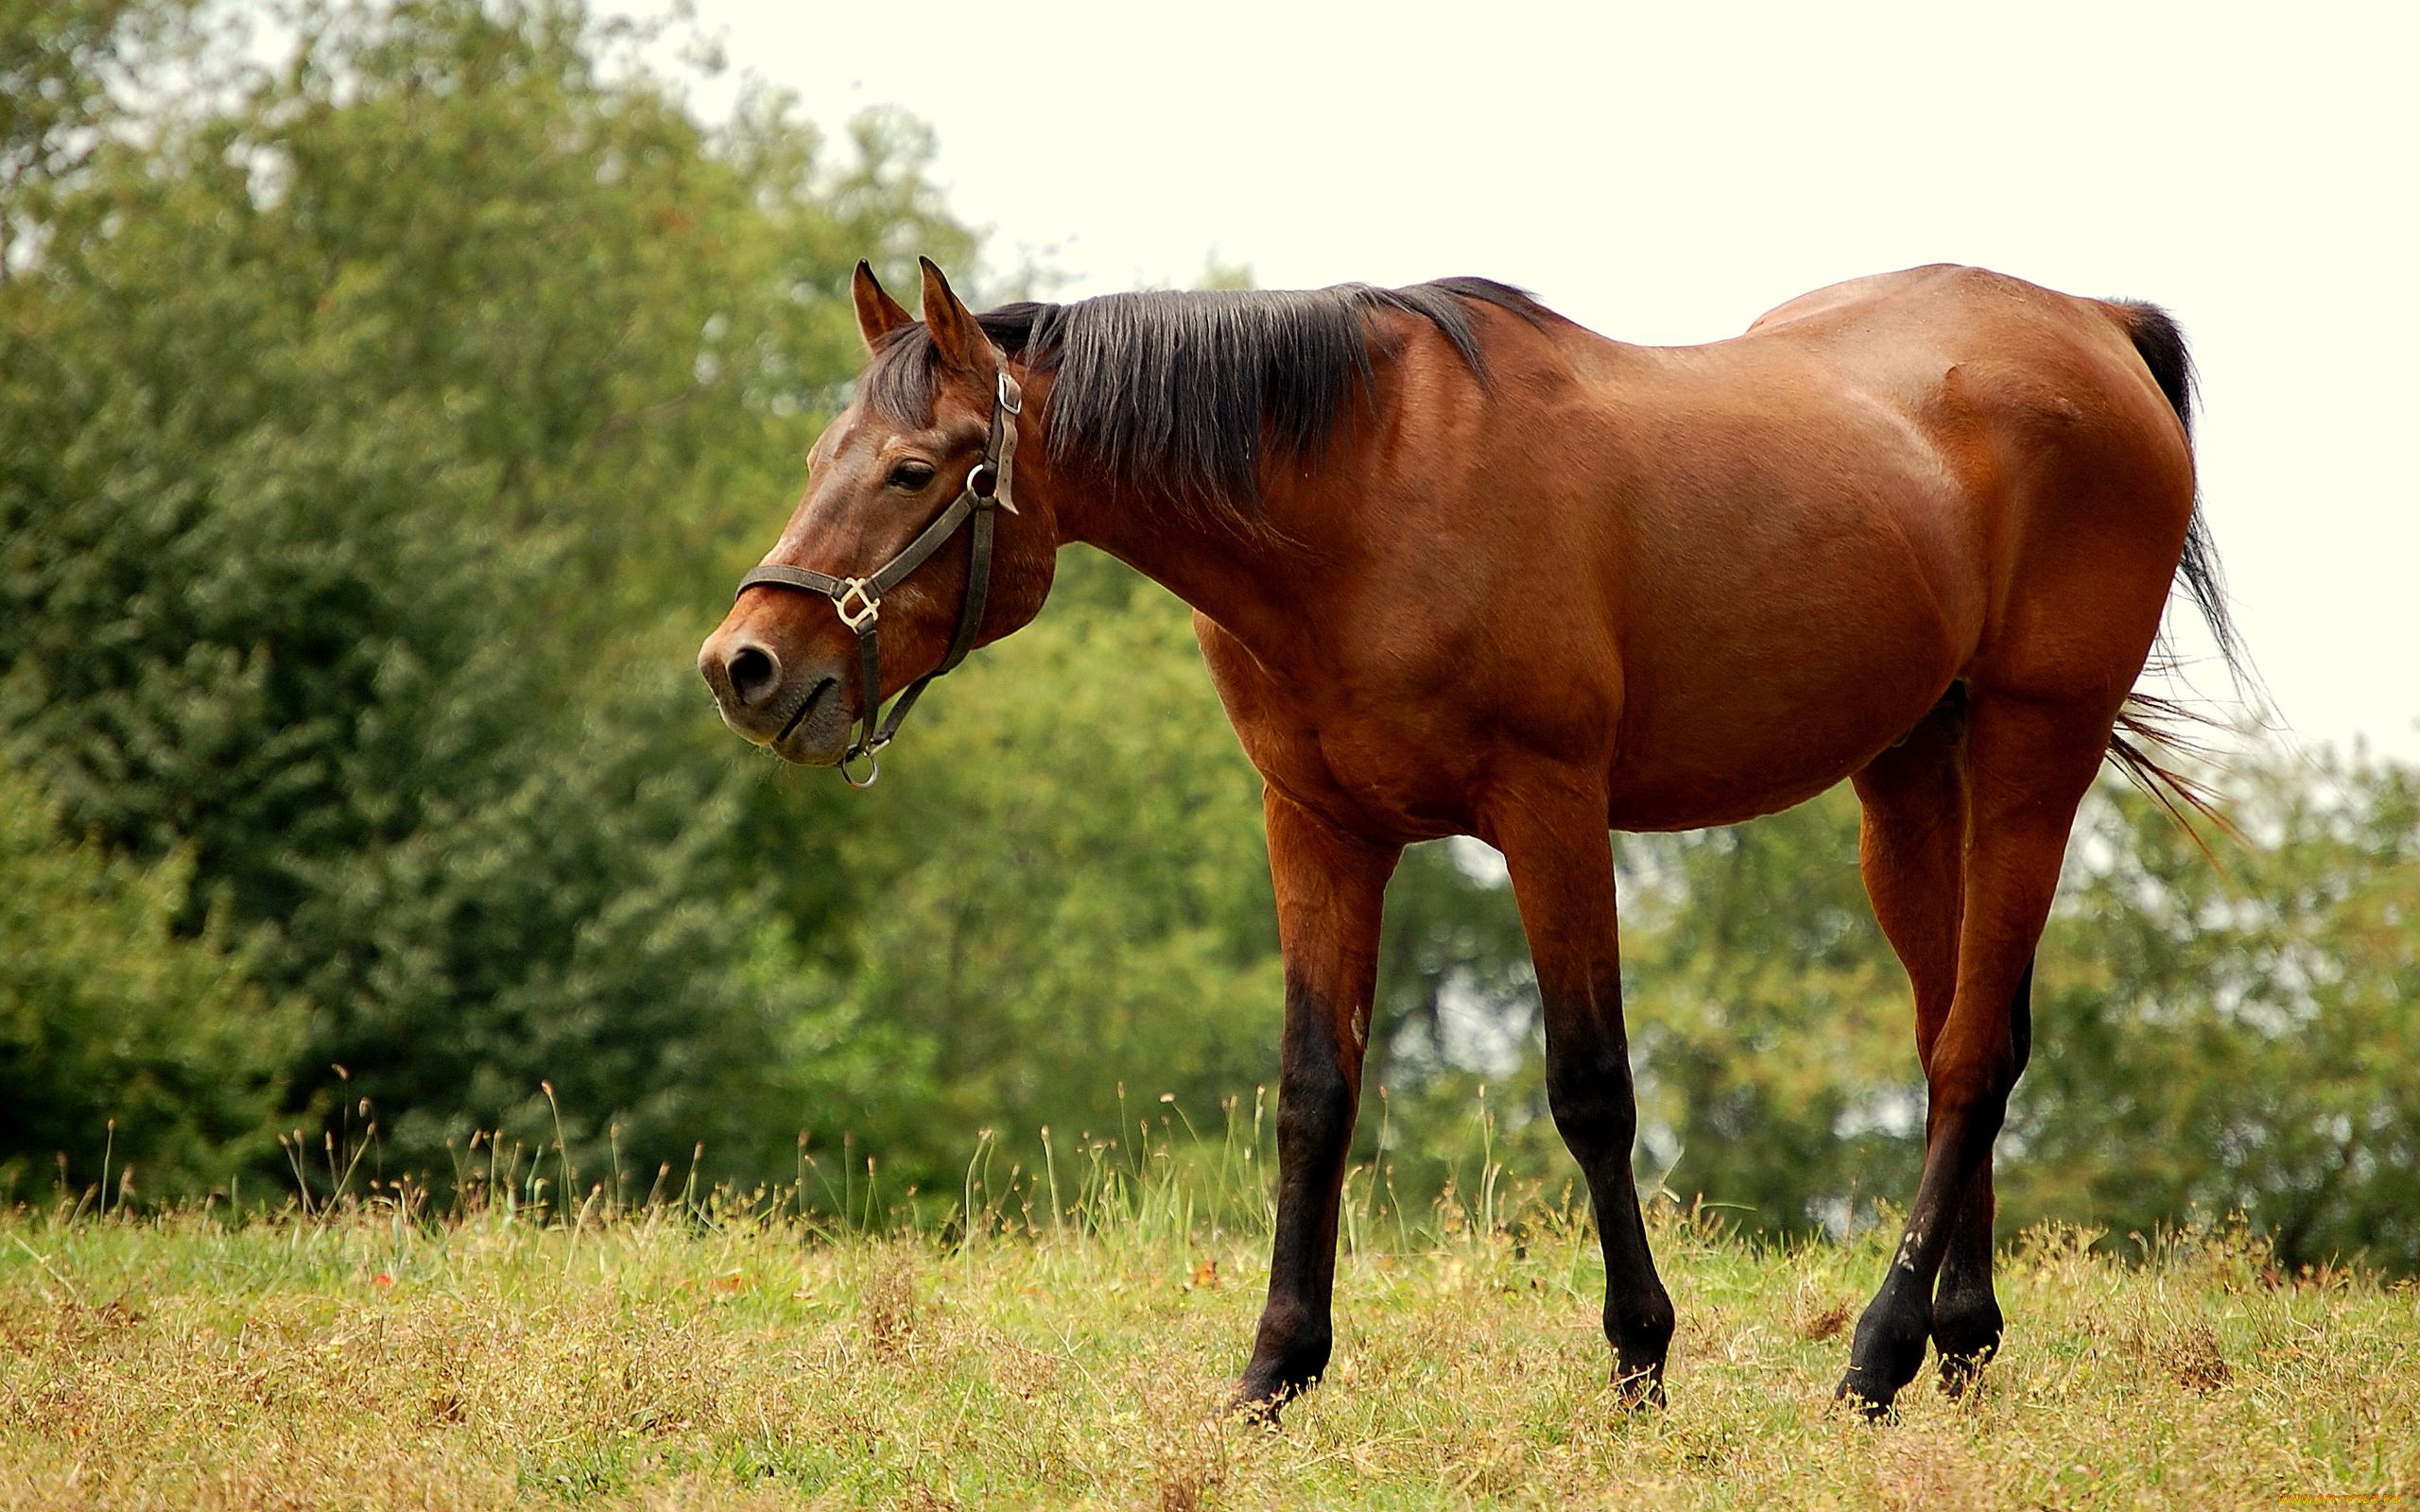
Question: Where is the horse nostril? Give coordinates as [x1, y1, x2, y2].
[725, 643, 781, 707]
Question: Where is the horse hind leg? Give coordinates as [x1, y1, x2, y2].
[1839, 681, 2110, 1413]
[1932, 957, 2033, 1400]
[1852, 692, 1990, 1393]
[1853, 690, 2036, 1396]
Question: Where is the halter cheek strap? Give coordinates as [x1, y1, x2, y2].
[735, 368, 1023, 787]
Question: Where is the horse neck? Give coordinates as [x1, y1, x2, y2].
[1043, 439, 1356, 657]
[994, 362, 1338, 647]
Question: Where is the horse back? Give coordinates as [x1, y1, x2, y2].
[1379, 267, 2189, 832]
[1198, 266, 2195, 840]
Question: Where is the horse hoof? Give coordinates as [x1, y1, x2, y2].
[1615, 1366, 1667, 1410]
[1228, 1370, 1316, 1427]
[1936, 1351, 1991, 1400]
[1832, 1375, 1899, 1423]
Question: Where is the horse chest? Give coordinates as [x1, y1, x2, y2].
[1196, 624, 1481, 842]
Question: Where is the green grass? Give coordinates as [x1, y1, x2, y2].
[2, 1186, 2413, 1510]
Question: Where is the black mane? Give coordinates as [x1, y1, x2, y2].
[861, 278, 1551, 522]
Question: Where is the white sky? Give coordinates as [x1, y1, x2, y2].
[637, 0, 2419, 762]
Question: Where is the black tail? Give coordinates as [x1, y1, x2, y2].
[2117, 301, 2246, 680]
[2104, 301, 2252, 839]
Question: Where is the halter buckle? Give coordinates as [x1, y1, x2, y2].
[834, 578, 880, 630]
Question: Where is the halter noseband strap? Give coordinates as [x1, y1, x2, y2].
[735, 368, 1024, 787]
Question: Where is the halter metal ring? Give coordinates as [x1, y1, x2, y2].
[838, 744, 881, 788]
[964, 461, 997, 500]
[834, 578, 880, 630]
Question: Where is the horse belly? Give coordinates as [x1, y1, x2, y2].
[1601, 524, 1969, 833]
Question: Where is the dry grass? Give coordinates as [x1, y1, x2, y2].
[0, 1203, 2413, 1509]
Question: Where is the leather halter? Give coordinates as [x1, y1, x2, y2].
[735, 368, 1023, 787]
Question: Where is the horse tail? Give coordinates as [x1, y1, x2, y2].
[2102, 300, 2251, 839]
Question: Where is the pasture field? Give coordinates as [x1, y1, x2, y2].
[1, 1194, 2412, 1511]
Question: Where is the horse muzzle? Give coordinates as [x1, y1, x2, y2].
[698, 628, 851, 765]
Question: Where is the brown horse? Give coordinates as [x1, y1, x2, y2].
[699, 257, 2238, 1418]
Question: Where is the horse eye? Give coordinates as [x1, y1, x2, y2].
[888, 460, 936, 490]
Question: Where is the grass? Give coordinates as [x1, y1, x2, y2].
[3, 1173, 2414, 1512]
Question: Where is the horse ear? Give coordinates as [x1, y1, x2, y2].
[853, 260, 912, 352]
[918, 256, 991, 375]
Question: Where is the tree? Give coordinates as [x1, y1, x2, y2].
[0, 759, 299, 1199]
[1367, 793, 1920, 1230]
[0, 0, 201, 269]
[1614, 792, 1921, 1232]
[0, 0, 966, 1192]
[1392, 747, 2420, 1274]
[2014, 751, 2420, 1270]
[792, 551, 1285, 1178]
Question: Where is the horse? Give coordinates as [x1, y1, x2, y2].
[699, 255, 2239, 1418]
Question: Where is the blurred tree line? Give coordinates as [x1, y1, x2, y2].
[2, 0, 2411, 1270]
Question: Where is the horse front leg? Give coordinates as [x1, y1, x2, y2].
[1493, 772, 1676, 1406]
[1233, 788, 1401, 1419]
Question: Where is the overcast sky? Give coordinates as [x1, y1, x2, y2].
[631, 0, 2419, 764]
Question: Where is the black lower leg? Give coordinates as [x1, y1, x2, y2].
[1930, 1162, 2002, 1398]
[1838, 1078, 2012, 1418]
[1547, 1031, 1675, 1405]
[1933, 960, 2031, 1396]
[1495, 789, 1673, 1408]
[1839, 1263, 1939, 1417]
[1234, 796, 1393, 1423]
[1841, 962, 2031, 1418]
[1235, 980, 1359, 1414]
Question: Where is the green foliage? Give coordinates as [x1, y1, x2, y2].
[2015, 752, 2420, 1269]
[0, 0, 199, 213]
[0, 760, 298, 1198]
[1617, 790, 1920, 1233]
[1423, 753, 2420, 1272]
[0, 0, 1509, 1207]
[796, 551, 1286, 1166]
[0, 0, 961, 1190]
